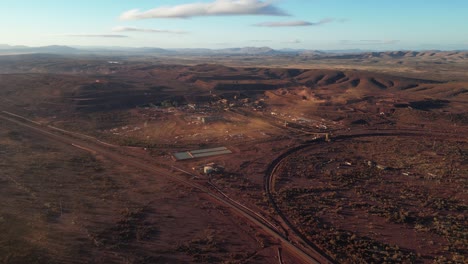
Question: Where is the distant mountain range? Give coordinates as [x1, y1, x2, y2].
[0, 45, 312, 56]
[0, 44, 466, 58]
[0, 44, 80, 54]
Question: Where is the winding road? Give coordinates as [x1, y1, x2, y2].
[3, 109, 464, 263]
[264, 129, 467, 263]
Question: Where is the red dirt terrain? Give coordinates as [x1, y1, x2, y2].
[0, 54, 466, 263]
[0, 118, 282, 264]
[271, 135, 466, 263]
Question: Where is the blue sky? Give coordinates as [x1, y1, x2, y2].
[1, 0, 467, 50]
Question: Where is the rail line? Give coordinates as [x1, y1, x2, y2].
[264, 129, 466, 263]
[171, 165, 283, 235]
[0, 111, 324, 264]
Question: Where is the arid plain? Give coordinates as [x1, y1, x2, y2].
[0, 51, 466, 263]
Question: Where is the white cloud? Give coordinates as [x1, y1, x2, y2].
[250, 39, 272, 42]
[254, 18, 333, 27]
[113, 26, 188, 34]
[56, 34, 128, 38]
[120, 0, 288, 20]
[283, 39, 301, 44]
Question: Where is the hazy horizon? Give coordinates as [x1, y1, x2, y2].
[1, 0, 467, 50]
[1, 43, 468, 52]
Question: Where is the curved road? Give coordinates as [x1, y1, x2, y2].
[264, 129, 467, 263]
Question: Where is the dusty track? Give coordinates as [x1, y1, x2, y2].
[0, 111, 325, 264]
[264, 129, 467, 263]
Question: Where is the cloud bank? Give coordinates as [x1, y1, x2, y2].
[58, 34, 128, 38]
[250, 39, 272, 42]
[254, 18, 334, 27]
[120, 0, 288, 20]
[113, 26, 188, 34]
[283, 39, 301, 44]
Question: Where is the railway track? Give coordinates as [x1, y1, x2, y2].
[0, 111, 325, 264]
[265, 139, 336, 264]
[264, 129, 467, 263]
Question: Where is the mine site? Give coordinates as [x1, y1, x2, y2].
[0, 1, 467, 264]
[1, 51, 466, 264]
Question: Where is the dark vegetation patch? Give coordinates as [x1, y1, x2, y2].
[197, 75, 265, 81]
[346, 96, 374, 104]
[149, 85, 170, 92]
[0, 242, 57, 264]
[336, 77, 350, 84]
[401, 84, 420, 90]
[214, 83, 279, 91]
[394, 103, 410, 108]
[320, 72, 346, 85]
[369, 78, 388, 89]
[449, 113, 468, 124]
[350, 79, 361, 87]
[450, 89, 467, 96]
[285, 69, 305, 78]
[409, 99, 450, 110]
[68, 154, 104, 173]
[176, 229, 227, 263]
[67, 81, 185, 112]
[351, 119, 369, 125]
[92, 207, 158, 249]
[7, 130, 24, 141]
[78, 82, 135, 92]
[73, 91, 170, 112]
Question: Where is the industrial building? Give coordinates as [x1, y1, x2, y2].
[173, 147, 232, 161]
